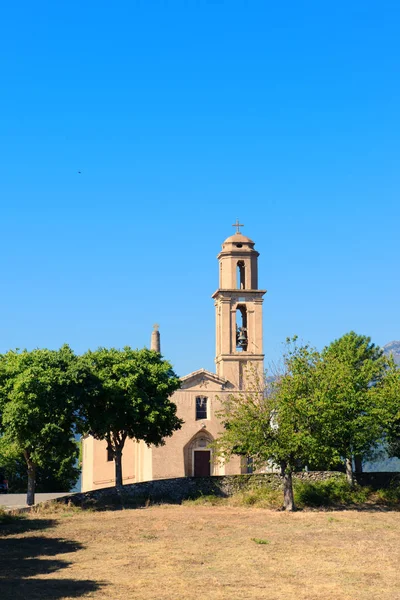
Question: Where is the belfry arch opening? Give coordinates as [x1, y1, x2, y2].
[237, 261, 245, 289]
[236, 304, 248, 351]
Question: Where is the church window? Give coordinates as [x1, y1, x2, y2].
[237, 261, 245, 289]
[106, 445, 114, 462]
[196, 396, 208, 420]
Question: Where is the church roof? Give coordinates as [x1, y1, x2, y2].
[180, 368, 229, 390]
[223, 232, 254, 244]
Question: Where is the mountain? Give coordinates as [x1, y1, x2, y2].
[383, 341, 400, 366]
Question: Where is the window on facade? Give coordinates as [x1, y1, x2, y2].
[196, 396, 208, 420]
[107, 445, 114, 462]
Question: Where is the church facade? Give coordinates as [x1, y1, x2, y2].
[81, 227, 266, 492]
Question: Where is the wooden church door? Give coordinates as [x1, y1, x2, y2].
[194, 450, 211, 477]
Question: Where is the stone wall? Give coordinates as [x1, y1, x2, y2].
[49, 471, 399, 510]
[51, 471, 396, 509]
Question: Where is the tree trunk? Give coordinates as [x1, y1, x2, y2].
[281, 462, 296, 511]
[24, 452, 36, 506]
[114, 448, 123, 487]
[345, 457, 354, 486]
[354, 455, 363, 473]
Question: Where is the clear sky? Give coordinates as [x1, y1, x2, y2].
[1, 1, 399, 377]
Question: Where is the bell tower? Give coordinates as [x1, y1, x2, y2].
[212, 222, 266, 388]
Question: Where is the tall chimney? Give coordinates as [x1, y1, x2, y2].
[151, 323, 161, 353]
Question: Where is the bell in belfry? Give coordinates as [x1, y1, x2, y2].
[236, 326, 248, 349]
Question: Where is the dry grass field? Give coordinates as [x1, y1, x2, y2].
[1, 503, 399, 600]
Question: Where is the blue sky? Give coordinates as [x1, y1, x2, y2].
[1, 1, 399, 376]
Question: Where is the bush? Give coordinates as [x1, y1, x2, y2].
[183, 494, 224, 506]
[183, 488, 282, 508]
[230, 487, 281, 509]
[375, 483, 400, 506]
[294, 478, 371, 507]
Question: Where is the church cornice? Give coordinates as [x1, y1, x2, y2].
[217, 249, 259, 259]
[211, 289, 267, 299]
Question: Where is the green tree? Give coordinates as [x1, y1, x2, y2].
[79, 347, 182, 487]
[377, 356, 400, 460]
[215, 340, 333, 511]
[314, 332, 396, 485]
[0, 345, 83, 505]
[0, 438, 79, 493]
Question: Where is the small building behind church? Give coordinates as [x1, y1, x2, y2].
[81, 227, 266, 491]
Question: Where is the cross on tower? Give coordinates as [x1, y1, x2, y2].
[232, 219, 244, 234]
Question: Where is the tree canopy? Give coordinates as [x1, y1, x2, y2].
[215, 340, 333, 510]
[78, 347, 182, 486]
[0, 437, 80, 493]
[215, 333, 400, 510]
[374, 355, 400, 461]
[0, 345, 83, 504]
[314, 332, 398, 483]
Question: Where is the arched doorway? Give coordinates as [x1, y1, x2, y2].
[184, 431, 214, 477]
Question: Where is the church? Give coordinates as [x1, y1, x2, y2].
[81, 225, 266, 491]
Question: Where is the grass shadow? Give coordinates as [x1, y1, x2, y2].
[0, 533, 104, 598]
[0, 515, 57, 537]
[0, 578, 102, 599]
